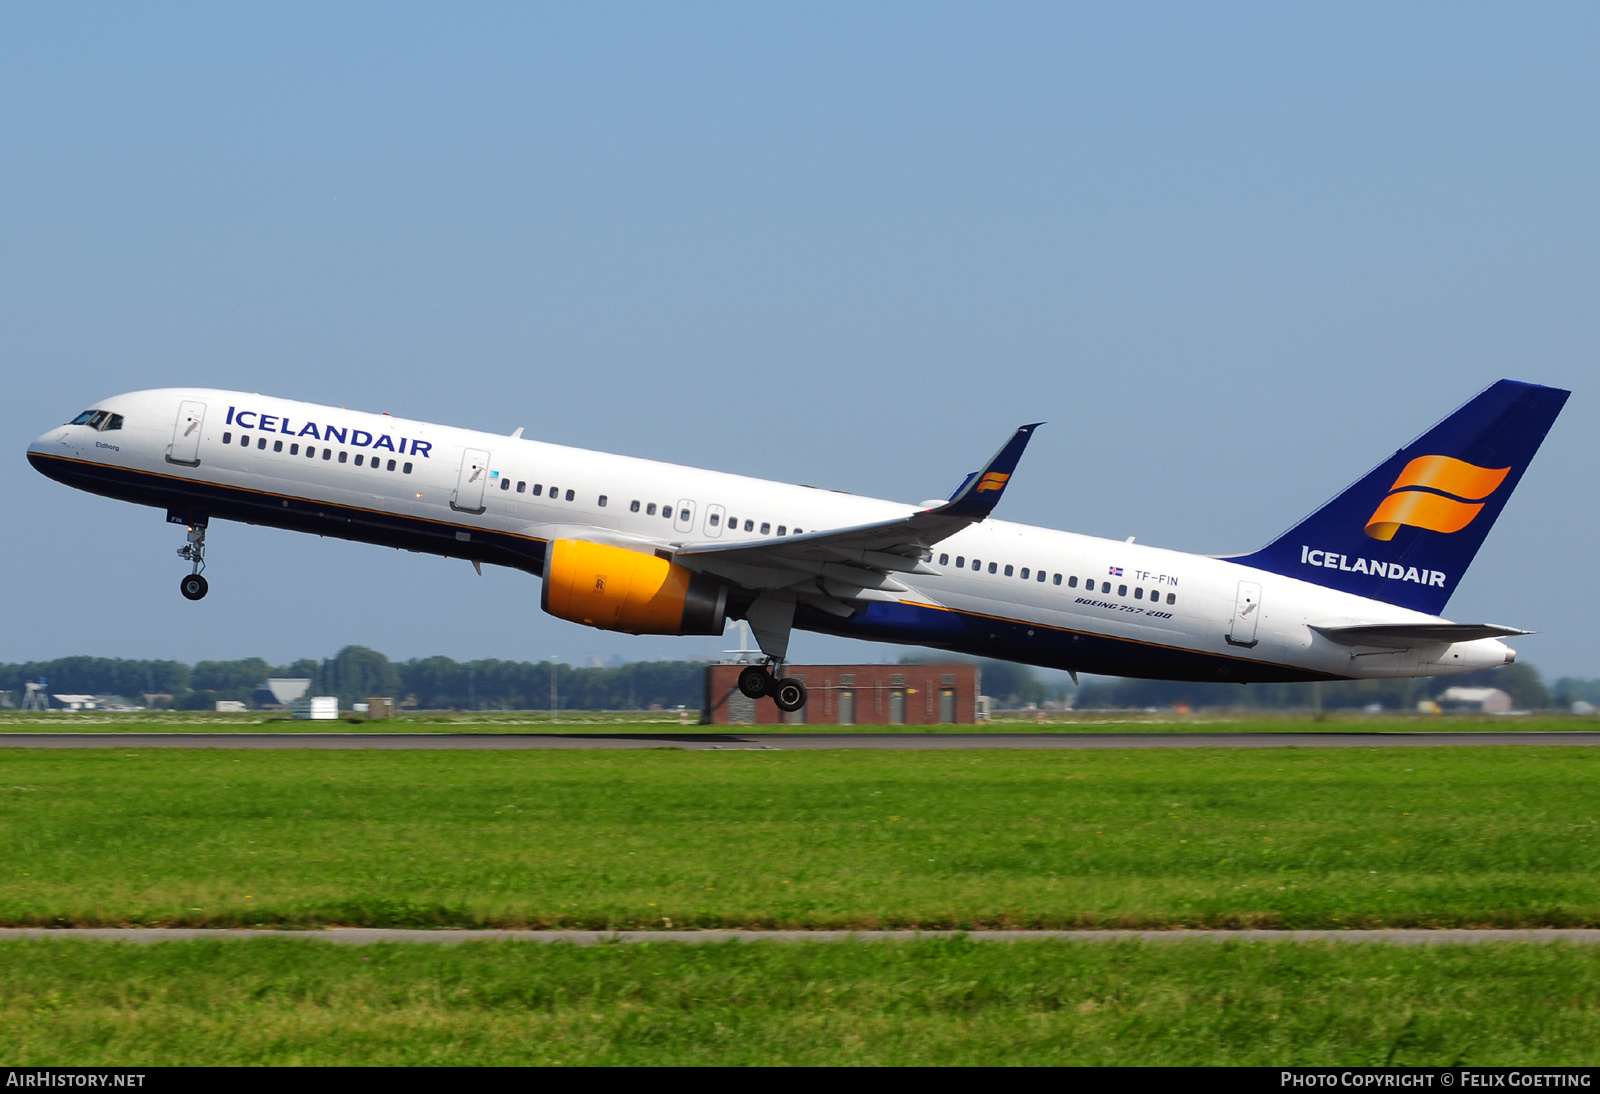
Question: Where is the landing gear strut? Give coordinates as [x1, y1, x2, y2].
[737, 662, 808, 712]
[177, 523, 208, 601]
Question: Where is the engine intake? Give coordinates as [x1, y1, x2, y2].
[541, 539, 727, 636]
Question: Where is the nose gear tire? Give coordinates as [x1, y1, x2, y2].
[180, 574, 209, 601]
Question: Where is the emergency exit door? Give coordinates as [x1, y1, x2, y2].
[1226, 581, 1262, 648]
[451, 449, 490, 514]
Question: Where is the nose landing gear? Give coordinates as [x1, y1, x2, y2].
[176, 522, 209, 600]
[736, 662, 808, 713]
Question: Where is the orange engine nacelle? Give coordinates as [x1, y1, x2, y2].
[541, 539, 728, 636]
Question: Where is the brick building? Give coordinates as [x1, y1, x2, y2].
[702, 663, 981, 726]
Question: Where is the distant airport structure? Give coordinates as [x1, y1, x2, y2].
[703, 663, 981, 726]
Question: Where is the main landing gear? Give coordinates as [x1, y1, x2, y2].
[177, 523, 209, 601]
[737, 662, 808, 713]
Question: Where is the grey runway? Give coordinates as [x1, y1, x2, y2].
[1, 927, 1597, 945]
[1, 730, 1598, 750]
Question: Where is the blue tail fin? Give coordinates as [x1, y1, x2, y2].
[1228, 379, 1569, 614]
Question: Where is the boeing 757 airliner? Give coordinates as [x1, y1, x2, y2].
[28, 380, 1567, 713]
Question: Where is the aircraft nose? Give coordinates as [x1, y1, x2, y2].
[29, 427, 69, 454]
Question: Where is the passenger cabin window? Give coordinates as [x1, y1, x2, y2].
[939, 554, 949, 566]
[517, 482, 526, 493]
[322, 449, 331, 460]
[972, 558, 981, 570]
[598, 495, 607, 507]
[386, 459, 395, 471]
[760, 522, 770, 535]
[1167, 593, 1176, 605]
[1004, 565, 1013, 577]
[777, 526, 787, 536]
[355, 454, 364, 466]
[240, 434, 249, 446]
[257, 437, 266, 450]
[273, 440, 283, 452]
[1134, 587, 1143, 599]
[988, 562, 997, 574]
[338, 451, 347, 463]
[223, 432, 232, 444]
[532, 484, 543, 496]
[402, 462, 413, 474]
[955, 556, 965, 567]
[647, 503, 657, 515]
[709, 513, 720, 526]
[500, 477, 510, 489]
[290, 443, 299, 455]
[630, 500, 640, 512]
[565, 489, 574, 502]
[1020, 567, 1028, 579]
[1037, 570, 1046, 582]
[744, 520, 754, 532]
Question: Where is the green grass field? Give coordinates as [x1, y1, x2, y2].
[2, 937, 1597, 1065]
[2, 746, 1596, 929]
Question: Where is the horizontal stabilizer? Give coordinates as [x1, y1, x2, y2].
[1311, 622, 1532, 648]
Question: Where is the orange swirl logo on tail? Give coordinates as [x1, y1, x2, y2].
[1364, 455, 1511, 541]
[974, 471, 1011, 493]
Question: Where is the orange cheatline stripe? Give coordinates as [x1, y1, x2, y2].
[1364, 490, 1484, 541]
[1388, 455, 1510, 501]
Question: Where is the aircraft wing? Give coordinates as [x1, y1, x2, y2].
[1310, 622, 1532, 648]
[672, 424, 1041, 605]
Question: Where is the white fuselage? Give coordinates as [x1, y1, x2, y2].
[28, 388, 1517, 683]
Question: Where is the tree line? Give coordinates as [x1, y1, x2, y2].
[1, 648, 1595, 712]
[0, 648, 707, 711]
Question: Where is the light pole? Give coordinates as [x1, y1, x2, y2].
[549, 656, 558, 723]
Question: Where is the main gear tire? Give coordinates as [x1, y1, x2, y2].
[737, 665, 773, 699]
[180, 574, 209, 601]
[773, 677, 808, 713]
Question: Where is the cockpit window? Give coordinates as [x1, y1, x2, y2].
[87, 411, 109, 430]
[102, 414, 123, 431]
[69, 411, 96, 425]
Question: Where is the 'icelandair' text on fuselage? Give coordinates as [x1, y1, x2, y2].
[224, 406, 432, 458]
[1300, 545, 1446, 587]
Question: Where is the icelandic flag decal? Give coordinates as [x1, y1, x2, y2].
[1108, 566, 1123, 576]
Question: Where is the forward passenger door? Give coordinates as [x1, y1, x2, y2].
[166, 401, 206, 466]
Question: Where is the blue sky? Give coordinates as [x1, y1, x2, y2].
[3, 4, 1596, 677]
